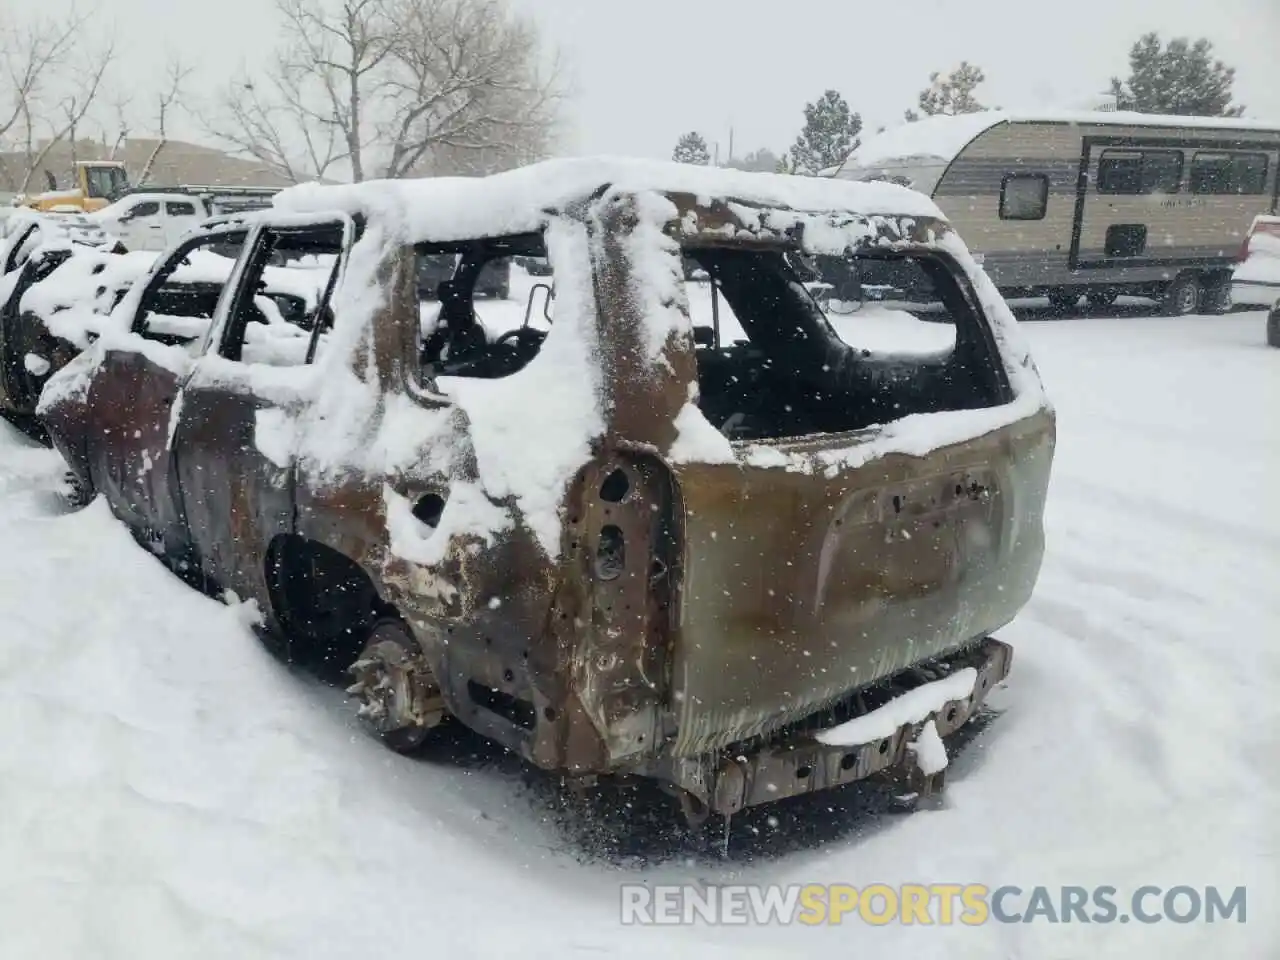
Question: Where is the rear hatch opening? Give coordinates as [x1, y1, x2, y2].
[665, 239, 1048, 758]
[683, 244, 1013, 443]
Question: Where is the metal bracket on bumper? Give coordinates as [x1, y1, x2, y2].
[693, 637, 1012, 816]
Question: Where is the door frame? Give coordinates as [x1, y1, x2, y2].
[166, 213, 355, 593]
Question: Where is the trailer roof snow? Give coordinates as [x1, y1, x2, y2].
[272, 156, 945, 242]
[837, 109, 1280, 176]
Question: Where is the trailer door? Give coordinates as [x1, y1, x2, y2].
[1072, 139, 1280, 272]
[1070, 145, 1185, 269]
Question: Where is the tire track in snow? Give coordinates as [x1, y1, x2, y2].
[1052, 472, 1280, 556]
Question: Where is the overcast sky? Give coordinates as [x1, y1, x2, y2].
[12, 0, 1280, 163]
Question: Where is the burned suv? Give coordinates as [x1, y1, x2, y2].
[38, 159, 1054, 821]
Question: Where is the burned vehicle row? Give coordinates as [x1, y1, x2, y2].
[37, 159, 1055, 820]
[0, 215, 329, 439]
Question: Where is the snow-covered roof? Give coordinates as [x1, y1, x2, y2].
[273, 156, 945, 242]
[837, 110, 1280, 175]
[0, 208, 112, 253]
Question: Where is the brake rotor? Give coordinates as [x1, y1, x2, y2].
[346, 618, 445, 752]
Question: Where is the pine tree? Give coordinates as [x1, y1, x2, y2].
[788, 90, 862, 175]
[905, 62, 989, 122]
[1109, 34, 1244, 117]
[672, 131, 711, 165]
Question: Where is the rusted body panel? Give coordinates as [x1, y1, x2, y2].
[38, 162, 1054, 815]
[666, 413, 1052, 756]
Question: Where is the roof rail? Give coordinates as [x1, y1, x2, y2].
[125, 183, 282, 199]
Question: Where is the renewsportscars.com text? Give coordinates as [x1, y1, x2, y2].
[620, 883, 1247, 926]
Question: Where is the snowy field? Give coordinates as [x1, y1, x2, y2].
[0, 276, 1276, 958]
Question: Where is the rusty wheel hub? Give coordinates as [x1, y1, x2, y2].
[346, 619, 445, 752]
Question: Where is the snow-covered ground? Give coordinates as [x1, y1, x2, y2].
[1, 276, 1276, 958]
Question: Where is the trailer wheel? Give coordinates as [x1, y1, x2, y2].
[1267, 305, 1280, 348]
[1161, 273, 1202, 317]
[1047, 290, 1079, 313]
[1198, 277, 1232, 316]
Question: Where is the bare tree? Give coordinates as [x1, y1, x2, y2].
[16, 35, 116, 193]
[378, 0, 563, 179]
[0, 9, 81, 189]
[135, 60, 196, 184]
[104, 91, 133, 161]
[200, 0, 386, 183]
[0, 7, 116, 193]
[205, 0, 562, 183]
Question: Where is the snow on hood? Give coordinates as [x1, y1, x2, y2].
[272, 156, 946, 242]
[19, 249, 159, 347]
[20, 243, 329, 352]
[0, 210, 112, 261]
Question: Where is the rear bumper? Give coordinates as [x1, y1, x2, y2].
[1232, 278, 1280, 309]
[651, 637, 1012, 816]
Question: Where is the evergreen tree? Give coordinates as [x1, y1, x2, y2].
[1109, 33, 1244, 117]
[788, 90, 862, 175]
[905, 62, 990, 122]
[672, 131, 711, 165]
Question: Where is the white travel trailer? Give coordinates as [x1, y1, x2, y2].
[830, 111, 1280, 314]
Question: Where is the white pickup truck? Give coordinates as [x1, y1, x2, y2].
[89, 188, 277, 253]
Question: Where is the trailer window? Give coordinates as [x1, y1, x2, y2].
[1000, 174, 1049, 220]
[1097, 150, 1183, 195]
[1139, 151, 1184, 194]
[1190, 152, 1269, 195]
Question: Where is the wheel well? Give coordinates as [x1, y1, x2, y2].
[265, 534, 392, 671]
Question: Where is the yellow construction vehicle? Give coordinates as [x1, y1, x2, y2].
[18, 161, 130, 213]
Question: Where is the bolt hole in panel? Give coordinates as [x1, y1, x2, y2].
[599, 467, 631, 503]
[412, 492, 446, 529]
[595, 524, 626, 581]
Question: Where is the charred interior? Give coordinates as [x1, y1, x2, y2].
[416, 233, 550, 382]
[688, 246, 1013, 442]
[130, 222, 346, 363]
[415, 229, 1013, 444]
